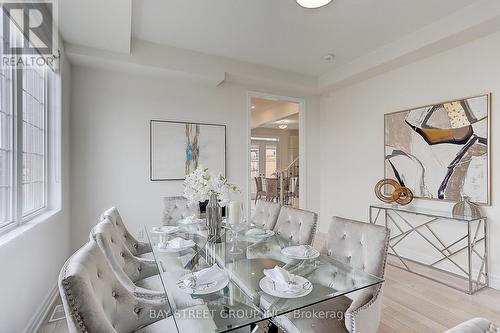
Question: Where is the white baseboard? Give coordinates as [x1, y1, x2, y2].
[24, 284, 59, 333]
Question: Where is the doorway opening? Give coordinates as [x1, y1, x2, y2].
[247, 93, 305, 214]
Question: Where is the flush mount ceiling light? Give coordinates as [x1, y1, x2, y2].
[296, 0, 332, 9]
[278, 121, 288, 129]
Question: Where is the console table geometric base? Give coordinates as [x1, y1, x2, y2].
[370, 204, 488, 294]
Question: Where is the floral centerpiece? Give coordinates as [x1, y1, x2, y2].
[184, 166, 239, 242]
[183, 166, 239, 206]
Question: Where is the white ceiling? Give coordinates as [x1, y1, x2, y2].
[251, 98, 299, 129]
[59, 0, 132, 54]
[261, 113, 299, 130]
[131, 0, 476, 75]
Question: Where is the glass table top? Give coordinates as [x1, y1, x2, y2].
[145, 222, 383, 333]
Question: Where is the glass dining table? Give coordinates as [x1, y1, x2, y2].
[144, 221, 383, 333]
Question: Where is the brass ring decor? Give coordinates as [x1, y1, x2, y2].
[374, 178, 414, 205]
[374, 179, 400, 203]
[392, 187, 413, 205]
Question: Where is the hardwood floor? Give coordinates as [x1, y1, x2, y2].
[38, 266, 500, 333]
[379, 266, 500, 333]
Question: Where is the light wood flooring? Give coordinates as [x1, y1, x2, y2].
[38, 266, 500, 333]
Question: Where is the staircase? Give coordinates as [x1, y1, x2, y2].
[278, 157, 299, 206]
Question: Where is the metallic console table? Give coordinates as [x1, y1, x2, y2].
[370, 204, 488, 294]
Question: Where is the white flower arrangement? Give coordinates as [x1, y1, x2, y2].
[183, 166, 239, 206]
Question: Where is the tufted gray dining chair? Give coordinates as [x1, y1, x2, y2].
[273, 216, 390, 333]
[162, 196, 200, 226]
[273, 206, 318, 245]
[445, 318, 498, 333]
[101, 207, 153, 258]
[250, 200, 281, 230]
[58, 238, 175, 333]
[91, 218, 165, 297]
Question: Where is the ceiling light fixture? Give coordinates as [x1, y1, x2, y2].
[296, 0, 332, 9]
[278, 121, 288, 129]
[251, 105, 256, 109]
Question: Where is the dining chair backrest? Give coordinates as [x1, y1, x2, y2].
[162, 196, 200, 225]
[91, 218, 160, 290]
[273, 206, 318, 245]
[324, 217, 390, 333]
[101, 207, 152, 256]
[325, 217, 389, 277]
[251, 200, 281, 230]
[266, 178, 278, 199]
[58, 239, 170, 333]
[255, 177, 263, 192]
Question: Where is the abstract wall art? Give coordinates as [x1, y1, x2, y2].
[384, 94, 490, 205]
[150, 120, 226, 181]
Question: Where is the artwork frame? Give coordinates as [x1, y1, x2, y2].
[384, 93, 491, 205]
[149, 120, 227, 181]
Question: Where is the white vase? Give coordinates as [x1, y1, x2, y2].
[206, 194, 222, 242]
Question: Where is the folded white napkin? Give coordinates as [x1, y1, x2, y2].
[152, 226, 179, 233]
[263, 266, 301, 293]
[282, 245, 315, 257]
[181, 264, 227, 289]
[179, 215, 204, 225]
[246, 228, 268, 236]
[158, 237, 195, 250]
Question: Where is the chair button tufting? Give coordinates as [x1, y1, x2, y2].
[134, 307, 142, 314]
[138, 266, 142, 272]
[120, 252, 125, 257]
[112, 291, 117, 297]
[342, 234, 347, 239]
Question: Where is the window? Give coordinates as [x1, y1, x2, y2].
[250, 146, 260, 178]
[0, 61, 13, 225]
[21, 66, 47, 216]
[0, 25, 48, 231]
[265, 146, 277, 178]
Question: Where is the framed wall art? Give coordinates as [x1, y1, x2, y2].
[150, 120, 226, 181]
[384, 93, 490, 205]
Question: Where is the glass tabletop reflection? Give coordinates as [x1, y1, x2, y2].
[144, 222, 383, 333]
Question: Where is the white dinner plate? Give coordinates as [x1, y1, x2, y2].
[259, 275, 313, 299]
[245, 229, 275, 238]
[281, 247, 320, 260]
[151, 226, 180, 234]
[157, 242, 195, 253]
[176, 273, 229, 295]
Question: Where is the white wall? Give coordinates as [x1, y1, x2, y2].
[0, 56, 72, 331]
[70, 65, 320, 249]
[319, 31, 500, 288]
